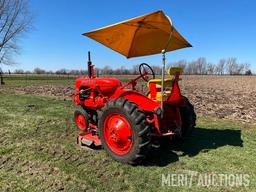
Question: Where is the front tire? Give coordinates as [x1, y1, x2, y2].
[99, 98, 151, 164]
[74, 106, 89, 132]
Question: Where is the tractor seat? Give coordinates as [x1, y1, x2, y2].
[147, 78, 173, 101]
[147, 67, 183, 101]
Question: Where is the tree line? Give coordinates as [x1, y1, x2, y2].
[169, 57, 252, 75]
[9, 57, 253, 76]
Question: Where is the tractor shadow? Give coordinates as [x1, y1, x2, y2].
[143, 127, 243, 167]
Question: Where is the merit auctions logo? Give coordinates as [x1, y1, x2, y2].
[161, 171, 250, 188]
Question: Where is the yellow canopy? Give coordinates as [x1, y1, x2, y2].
[83, 10, 191, 58]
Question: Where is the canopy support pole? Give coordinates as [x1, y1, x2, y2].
[160, 16, 173, 118]
[160, 49, 166, 118]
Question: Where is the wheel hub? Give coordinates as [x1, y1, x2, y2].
[75, 114, 86, 130]
[104, 114, 132, 155]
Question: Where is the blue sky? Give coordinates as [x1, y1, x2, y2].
[2, 0, 256, 72]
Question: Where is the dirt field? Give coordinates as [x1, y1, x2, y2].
[179, 75, 256, 124]
[1, 75, 255, 124]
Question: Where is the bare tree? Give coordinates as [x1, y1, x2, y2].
[33, 67, 45, 74]
[215, 59, 226, 75]
[226, 57, 247, 75]
[151, 65, 161, 75]
[69, 69, 80, 75]
[185, 58, 207, 75]
[207, 63, 215, 75]
[102, 65, 113, 75]
[0, 0, 32, 84]
[56, 68, 68, 75]
[14, 68, 24, 74]
[236, 63, 245, 75]
[0, 0, 32, 64]
[226, 57, 237, 75]
[243, 63, 251, 72]
[119, 66, 130, 75]
[196, 57, 207, 74]
[186, 61, 197, 75]
[132, 64, 140, 75]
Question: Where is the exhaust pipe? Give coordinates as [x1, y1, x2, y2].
[88, 51, 92, 78]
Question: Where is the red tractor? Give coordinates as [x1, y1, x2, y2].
[74, 52, 196, 164]
[73, 11, 196, 164]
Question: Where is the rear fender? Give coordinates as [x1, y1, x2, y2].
[110, 89, 160, 112]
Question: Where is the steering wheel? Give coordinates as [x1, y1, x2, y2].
[139, 63, 155, 82]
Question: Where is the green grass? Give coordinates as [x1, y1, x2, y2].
[0, 93, 255, 191]
[1, 74, 75, 87]
[0, 74, 141, 87]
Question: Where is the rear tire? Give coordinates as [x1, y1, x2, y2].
[180, 98, 196, 137]
[158, 98, 196, 148]
[99, 98, 151, 164]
